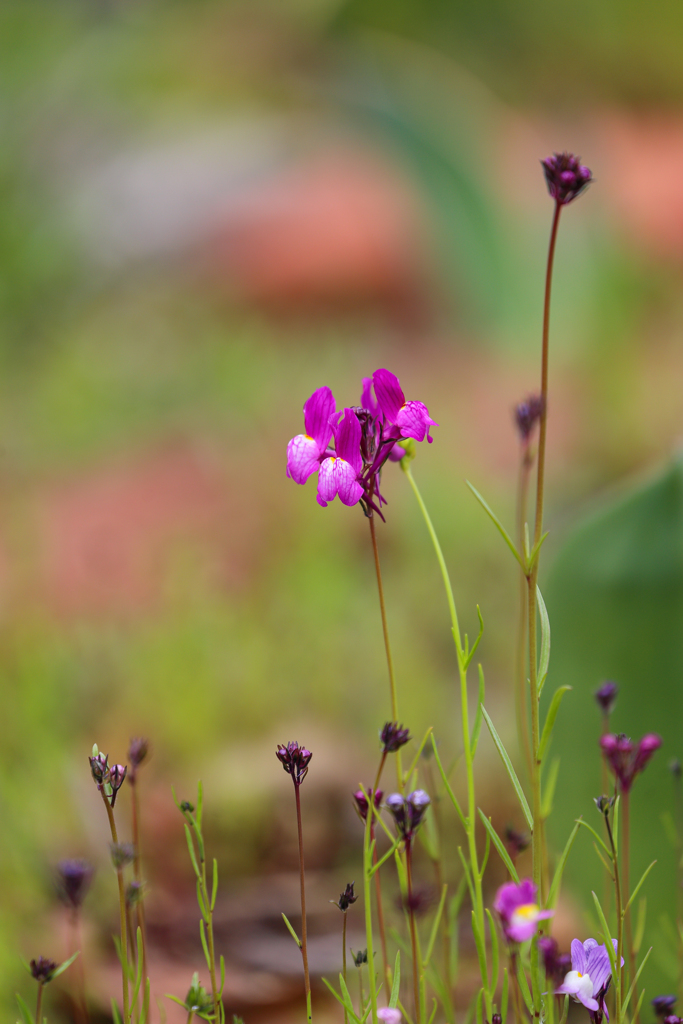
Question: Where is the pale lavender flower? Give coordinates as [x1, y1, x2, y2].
[385, 789, 431, 841]
[287, 386, 336, 485]
[372, 369, 437, 444]
[556, 937, 623, 1015]
[493, 879, 553, 943]
[377, 1010, 402, 1024]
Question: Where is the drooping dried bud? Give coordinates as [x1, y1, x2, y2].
[514, 395, 544, 443]
[276, 742, 312, 786]
[541, 152, 592, 205]
[332, 882, 358, 912]
[353, 788, 383, 823]
[110, 842, 136, 870]
[594, 681, 619, 715]
[380, 722, 411, 754]
[30, 957, 57, 984]
[56, 859, 94, 909]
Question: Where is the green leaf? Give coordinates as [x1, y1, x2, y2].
[537, 686, 572, 764]
[52, 950, 80, 980]
[477, 810, 520, 883]
[430, 734, 467, 830]
[211, 858, 219, 912]
[389, 950, 401, 1008]
[369, 835, 402, 876]
[622, 946, 652, 1016]
[471, 911, 489, 994]
[471, 665, 485, 759]
[184, 824, 200, 879]
[339, 973, 364, 1022]
[486, 907, 499, 990]
[140, 978, 151, 1024]
[466, 482, 525, 570]
[321, 977, 361, 1024]
[197, 780, 204, 830]
[546, 820, 580, 908]
[199, 918, 211, 969]
[403, 726, 434, 787]
[197, 877, 208, 920]
[15, 994, 34, 1024]
[590, 892, 617, 981]
[527, 532, 549, 574]
[424, 886, 448, 966]
[623, 860, 657, 917]
[281, 913, 301, 948]
[464, 605, 484, 669]
[634, 898, 647, 956]
[502, 967, 509, 1024]
[515, 956, 533, 1013]
[481, 706, 533, 830]
[111, 999, 124, 1024]
[541, 757, 560, 819]
[536, 586, 551, 695]
[427, 997, 439, 1024]
[575, 818, 612, 858]
[457, 848, 475, 907]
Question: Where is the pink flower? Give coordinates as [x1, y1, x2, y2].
[317, 408, 364, 508]
[372, 368, 437, 444]
[377, 1010, 402, 1024]
[286, 386, 336, 485]
[493, 879, 553, 943]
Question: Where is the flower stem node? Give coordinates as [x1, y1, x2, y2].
[541, 153, 593, 205]
[386, 789, 431, 841]
[276, 741, 312, 786]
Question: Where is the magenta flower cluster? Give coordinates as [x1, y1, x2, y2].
[286, 369, 437, 519]
[600, 732, 661, 793]
[542, 152, 592, 205]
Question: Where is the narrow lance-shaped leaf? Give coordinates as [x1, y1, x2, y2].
[537, 687, 572, 764]
[430, 734, 467, 830]
[467, 482, 525, 570]
[424, 886, 448, 966]
[547, 820, 580, 908]
[389, 950, 401, 1008]
[321, 977, 362, 1024]
[471, 665, 485, 758]
[281, 913, 301, 948]
[623, 861, 657, 917]
[486, 907, 499, 990]
[478, 809, 520, 883]
[541, 756, 561, 819]
[633, 898, 647, 957]
[51, 950, 80, 980]
[622, 947, 652, 1016]
[481, 707, 533, 830]
[536, 586, 551, 696]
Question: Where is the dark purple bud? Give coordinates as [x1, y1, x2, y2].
[398, 884, 435, 917]
[653, 997, 678, 1018]
[276, 741, 312, 786]
[601, 732, 662, 793]
[380, 722, 411, 754]
[670, 759, 682, 779]
[352, 948, 368, 967]
[126, 881, 144, 908]
[491, 1016, 502, 1024]
[514, 395, 544, 443]
[89, 751, 109, 786]
[504, 825, 530, 858]
[30, 957, 57, 984]
[110, 842, 135, 870]
[128, 737, 150, 774]
[595, 681, 619, 715]
[109, 764, 128, 807]
[594, 795, 614, 816]
[353, 788, 383, 823]
[332, 882, 358, 912]
[541, 152, 593, 205]
[56, 859, 93, 909]
[538, 936, 572, 986]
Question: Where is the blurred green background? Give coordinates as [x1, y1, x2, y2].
[4, 0, 683, 1018]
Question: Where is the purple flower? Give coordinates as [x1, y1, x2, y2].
[556, 937, 623, 1015]
[514, 395, 544, 443]
[30, 957, 58, 984]
[56, 859, 93, 909]
[276, 741, 312, 786]
[493, 879, 553, 943]
[653, 997, 678, 1018]
[594, 681, 618, 715]
[377, 1010, 402, 1024]
[380, 722, 411, 753]
[317, 408, 364, 508]
[541, 153, 592, 205]
[287, 386, 336, 485]
[353, 788, 383, 822]
[109, 763, 127, 807]
[372, 369, 437, 444]
[504, 824, 531, 859]
[600, 732, 662, 793]
[386, 789, 431, 841]
[538, 936, 572, 987]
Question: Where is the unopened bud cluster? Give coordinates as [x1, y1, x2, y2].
[385, 789, 431, 841]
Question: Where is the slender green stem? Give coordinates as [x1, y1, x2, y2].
[510, 950, 524, 1024]
[621, 792, 639, 1024]
[35, 982, 44, 1024]
[371, 750, 390, 988]
[406, 840, 422, 1024]
[403, 463, 491, 1017]
[100, 790, 130, 1024]
[516, 450, 533, 780]
[603, 810, 623, 1024]
[358, 966, 365, 1015]
[130, 777, 149, 988]
[424, 760, 452, 992]
[186, 1011, 195, 1024]
[294, 781, 312, 1023]
[342, 913, 349, 1024]
[363, 804, 378, 1023]
[368, 513, 403, 790]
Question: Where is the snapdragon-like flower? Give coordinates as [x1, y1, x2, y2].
[542, 153, 592, 205]
[317, 408, 364, 508]
[600, 732, 662, 793]
[493, 879, 553, 943]
[372, 369, 437, 444]
[385, 789, 430, 841]
[556, 937, 622, 1015]
[287, 386, 336, 485]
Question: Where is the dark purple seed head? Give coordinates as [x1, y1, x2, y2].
[380, 722, 411, 754]
[30, 957, 57, 984]
[653, 997, 678, 1018]
[333, 881, 358, 912]
[352, 948, 368, 967]
[56, 859, 93, 909]
[353, 788, 383, 823]
[595, 680, 619, 715]
[504, 825, 530, 858]
[514, 395, 544, 443]
[541, 152, 593, 205]
[276, 741, 312, 785]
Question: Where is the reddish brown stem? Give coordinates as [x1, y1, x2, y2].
[406, 840, 421, 1024]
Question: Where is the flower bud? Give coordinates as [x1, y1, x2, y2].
[352, 948, 368, 967]
[126, 881, 144, 907]
[110, 842, 135, 870]
[30, 957, 57, 984]
[353, 788, 382, 823]
[514, 395, 544, 443]
[594, 795, 614, 816]
[332, 882, 358, 912]
[380, 722, 411, 754]
[128, 737, 150, 775]
[594, 681, 618, 715]
[89, 751, 109, 786]
[541, 153, 592, 205]
[276, 741, 312, 786]
[653, 996, 678, 1018]
[56, 859, 94, 909]
[109, 764, 128, 807]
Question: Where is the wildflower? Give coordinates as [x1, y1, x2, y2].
[514, 395, 544, 443]
[594, 681, 618, 715]
[352, 948, 368, 967]
[594, 795, 614, 816]
[182, 972, 215, 1019]
[385, 790, 431, 841]
[653, 996, 678, 1018]
[89, 749, 109, 786]
[380, 722, 411, 753]
[276, 742, 312, 786]
[30, 957, 58, 984]
[556, 937, 623, 1013]
[377, 1010, 402, 1024]
[541, 153, 592, 205]
[538, 936, 572, 987]
[353, 788, 383, 823]
[56, 859, 93, 909]
[372, 369, 437, 444]
[600, 733, 662, 793]
[493, 879, 553, 943]
[109, 763, 128, 807]
[110, 842, 136, 870]
[287, 386, 336, 486]
[504, 825, 530, 858]
[317, 408, 364, 509]
[332, 882, 357, 912]
[128, 737, 150, 778]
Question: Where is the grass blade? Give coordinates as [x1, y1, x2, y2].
[481, 707, 533, 830]
[478, 809, 520, 883]
[466, 482, 525, 570]
[537, 686, 572, 764]
[547, 820, 580, 908]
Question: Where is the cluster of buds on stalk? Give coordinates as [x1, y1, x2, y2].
[380, 721, 411, 753]
[542, 152, 593, 205]
[30, 957, 58, 984]
[594, 681, 619, 717]
[331, 882, 357, 912]
[56, 859, 93, 910]
[88, 745, 128, 807]
[276, 741, 312, 786]
[353, 788, 383, 823]
[514, 395, 544, 445]
[385, 790, 431, 842]
[600, 732, 662, 793]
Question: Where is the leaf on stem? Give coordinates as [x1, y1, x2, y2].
[541, 757, 560, 819]
[481, 707, 533, 830]
[515, 956, 533, 1013]
[471, 665, 485, 759]
[466, 482, 525, 571]
[211, 858, 219, 912]
[502, 967, 509, 1024]
[51, 950, 80, 980]
[321, 977, 362, 1024]
[633, 898, 647, 957]
[403, 727, 434, 787]
[590, 892, 618, 982]
[199, 918, 211, 969]
[464, 606, 485, 670]
[15, 993, 34, 1024]
[389, 950, 401, 1008]
[622, 946, 652, 1016]
[477, 810, 520, 883]
[427, 997, 439, 1024]
[111, 999, 124, 1024]
[281, 913, 301, 948]
[471, 911, 489, 995]
[184, 824, 200, 879]
[536, 586, 551, 696]
[623, 860, 657, 917]
[424, 886, 448, 966]
[575, 819, 612, 858]
[475, 987, 485, 1024]
[430, 735, 467, 830]
[537, 686, 572, 763]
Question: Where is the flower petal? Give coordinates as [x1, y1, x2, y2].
[373, 368, 405, 424]
[303, 386, 336, 450]
[316, 457, 337, 506]
[396, 401, 438, 443]
[334, 409, 363, 474]
[586, 942, 613, 995]
[571, 938, 587, 975]
[287, 434, 323, 485]
[334, 458, 364, 506]
[361, 377, 379, 418]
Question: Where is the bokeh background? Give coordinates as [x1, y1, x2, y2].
[4, 0, 683, 1020]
